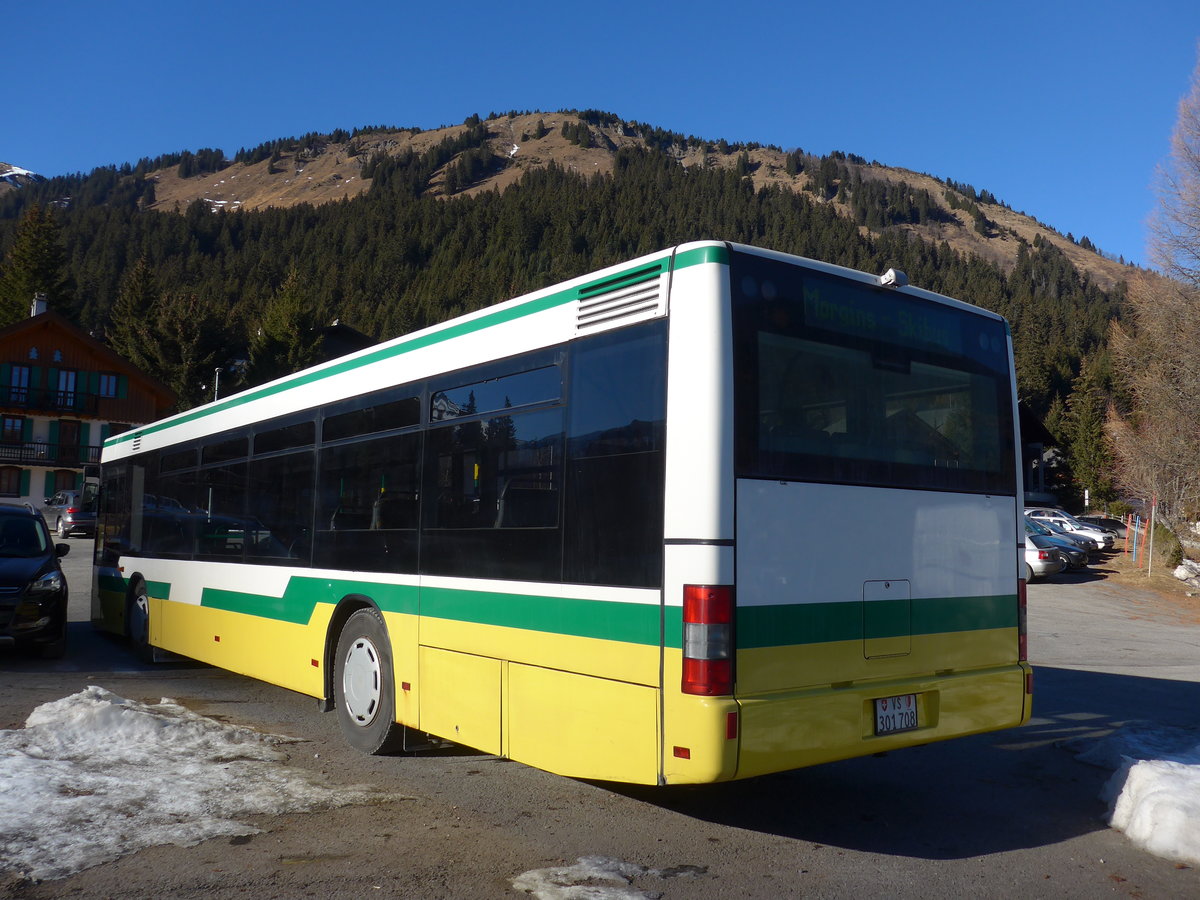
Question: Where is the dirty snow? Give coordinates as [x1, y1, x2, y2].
[0, 687, 406, 881]
[512, 855, 706, 899]
[1071, 721, 1200, 866]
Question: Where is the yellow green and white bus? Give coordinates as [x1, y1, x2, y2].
[93, 241, 1031, 785]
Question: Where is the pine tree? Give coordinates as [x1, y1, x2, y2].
[151, 291, 236, 409]
[0, 203, 71, 325]
[1065, 354, 1115, 506]
[107, 256, 161, 372]
[246, 266, 323, 387]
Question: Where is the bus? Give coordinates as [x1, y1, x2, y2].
[93, 241, 1031, 785]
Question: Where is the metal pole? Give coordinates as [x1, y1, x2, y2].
[1147, 502, 1156, 576]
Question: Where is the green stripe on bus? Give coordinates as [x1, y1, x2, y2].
[188, 570, 1010, 651]
[201, 577, 419, 624]
[193, 577, 658, 644]
[419, 586, 661, 646]
[673, 244, 730, 269]
[96, 573, 169, 601]
[106, 246, 732, 450]
[735, 594, 1017, 649]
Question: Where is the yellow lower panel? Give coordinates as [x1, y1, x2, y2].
[660, 686, 741, 785]
[735, 663, 1030, 779]
[736, 628, 1020, 695]
[420, 616, 659, 686]
[151, 597, 328, 698]
[419, 647, 501, 755]
[381, 611, 420, 729]
[506, 663, 659, 784]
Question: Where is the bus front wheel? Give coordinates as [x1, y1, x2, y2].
[333, 607, 405, 755]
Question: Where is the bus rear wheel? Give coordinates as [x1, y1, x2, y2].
[333, 607, 405, 755]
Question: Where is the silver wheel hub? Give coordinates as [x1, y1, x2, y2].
[342, 636, 382, 727]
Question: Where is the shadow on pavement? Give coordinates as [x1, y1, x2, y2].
[614, 666, 1199, 860]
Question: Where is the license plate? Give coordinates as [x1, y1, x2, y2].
[874, 694, 919, 736]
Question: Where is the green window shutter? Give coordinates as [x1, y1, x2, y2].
[0, 363, 10, 386]
[75, 472, 83, 490]
[43, 471, 55, 497]
[117, 375, 129, 399]
[19, 469, 30, 496]
[80, 422, 91, 447]
[29, 367, 41, 388]
[100, 423, 111, 442]
[20, 419, 32, 442]
[49, 421, 60, 447]
[47, 368, 58, 391]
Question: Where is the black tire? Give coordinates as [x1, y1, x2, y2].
[56, 518, 68, 538]
[333, 607, 405, 755]
[126, 578, 153, 663]
[1024, 562, 1035, 582]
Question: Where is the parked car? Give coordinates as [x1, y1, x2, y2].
[0, 504, 70, 658]
[41, 489, 96, 538]
[1077, 515, 1128, 539]
[1026, 507, 1116, 551]
[1027, 514, 1098, 553]
[1024, 538, 1066, 581]
[1025, 519, 1089, 569]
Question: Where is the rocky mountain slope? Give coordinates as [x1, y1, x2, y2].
[97, 111, 1133, 291]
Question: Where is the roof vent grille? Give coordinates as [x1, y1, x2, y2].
[575, 263, 666, 333]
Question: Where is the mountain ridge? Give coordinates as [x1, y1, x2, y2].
[1, 111, 1136, 291]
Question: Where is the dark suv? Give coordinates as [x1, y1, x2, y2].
[0, 504, 70, 658]
[41, 488, 97, 538]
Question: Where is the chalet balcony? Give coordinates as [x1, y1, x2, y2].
[1, 387, 101, 416]
[0, 441, 102, 467]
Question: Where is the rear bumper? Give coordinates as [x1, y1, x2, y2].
[734, 663, 1031, 779]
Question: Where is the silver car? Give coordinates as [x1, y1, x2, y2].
[41, 489, 97, 538]
[1025, 518, 1089, 568]
[1025, 538, 1066, 580]
[1026, 507, 1115, 551]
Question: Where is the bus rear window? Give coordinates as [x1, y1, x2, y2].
[732, 252, 1016, 495]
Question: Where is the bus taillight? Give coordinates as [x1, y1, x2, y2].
[1017, 577, 1028, 661]
[682, 584, 734, 696]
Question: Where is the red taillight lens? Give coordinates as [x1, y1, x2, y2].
[1017, 578, 1028, 661]
[682, 585, 734, 696]
[66, 506, 78, 514]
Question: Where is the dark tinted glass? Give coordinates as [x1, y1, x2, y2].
[247, 451, 315, 565]
[421, 407, 563, 581]
[322, 395, 420, 442]
[315, 432, 420, 572]
[195, 462, 248, 559]
[143, 468, 199, 557]
[563, 321, 667, 587]
[731, 252, 1016, 495]
[202, 437, 248, 465]
[256, 420, 315, 454]
[431, 366, 560, 422]
[160, 448, 197, 473]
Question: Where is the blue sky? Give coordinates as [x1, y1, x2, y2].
[6, 1, 1199, 266]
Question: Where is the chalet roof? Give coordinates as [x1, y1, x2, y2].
[0, 310, 176, 407]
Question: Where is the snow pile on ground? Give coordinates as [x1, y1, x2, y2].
[0, 686, 406, 881]
[1071, 722, 1200, 866]
[1173, 557, 1200, 589]
[512, 855, 706, 899]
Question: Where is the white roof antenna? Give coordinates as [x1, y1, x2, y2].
[879, 268, 908, 288]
